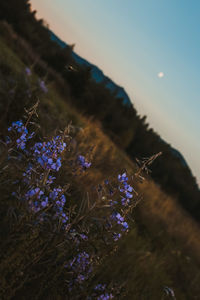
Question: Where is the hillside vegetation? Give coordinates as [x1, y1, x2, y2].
[0, 0, 200, 221]
[1, 29, 200, 299]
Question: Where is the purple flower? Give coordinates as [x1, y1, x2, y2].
[115, 213, 124, 223]
[38, 79, 48, 93]
[41, 197, 48, 208]
[93, 284, 114, 300]
[25, 67, 31, 76]
[32, 136, 66, 171]
[125, 191, 133, 199]
[121, 197, 130, 206]
[118, 172, 128, 183]
[7, 120, 34, 150]
[80, 233, 88, 240]
[61, 212, 68, 224]
[65, 251, 92, 287]
[122, 222, 129, 230]
[113, 232, 122, 241]
[77, 155, 91, 170]
[25, 187, 44, 199]
[46, 175, 56, 185]
[118, 172, 134, 206]
[110, 212, 129, 232]
[49, 188, 62, 201]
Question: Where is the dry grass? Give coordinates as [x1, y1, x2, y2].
[69, 121, 200, 298]
[138, 178, 200, 263]
[72, 119, 200, 265]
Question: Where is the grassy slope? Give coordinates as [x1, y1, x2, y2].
[1, 36, 200, 300]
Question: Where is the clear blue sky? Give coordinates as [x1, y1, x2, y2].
[31, 0, 200, 184]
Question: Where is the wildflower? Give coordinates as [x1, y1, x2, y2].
[94, 284, 106, 291]
[25, 67, 31, 76]
[49, 188, 62, 201]
[121, 197, 130, 206]
[118, 172, 128, 183]
[80, 233, 88, 240]
[41, 197, 48, 208]
[113, 232, 122, 241]
[115, 212, 124, 224]
[7, 120, 34, 150]
[122, 221, 128, 230]
[77, 155, 91, 170]
[32, 136, 66, 172]
[65, 252, 92, 287]
[94, 284, 114, 300]
[46, 175, 56, 185]
[118, 172, 133, 206]
[111, 212, 129, 231]
[25, 187, 44, 199]
[38, 79, 48, 93]
[25, 187, 46, 213]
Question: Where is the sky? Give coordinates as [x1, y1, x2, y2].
[31, 0, 200, 184]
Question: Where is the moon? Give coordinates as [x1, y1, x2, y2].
[157, 72, 164, 78]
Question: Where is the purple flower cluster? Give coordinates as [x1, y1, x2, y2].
[111, 212, 129, 231]
[78, 155, 91, 170]
[95, 173, 133, 242]
[25, 187, 48, 213]
[7, 120, 34, 150]
[97, 293, 114, 300]
[25, 186, 68, 225]
[50, 188, 68, 224]
[93, 284, 114, 300]
[65, 252, 92, 286]
[5, 117, 135, 298]
[32, 136, 66, 171]
[118, 172, 133, 206]
[7, 121, 69, 226]
[23, 166, 57, 186]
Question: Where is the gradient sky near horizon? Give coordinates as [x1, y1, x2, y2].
[31, 0, 200, 184]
